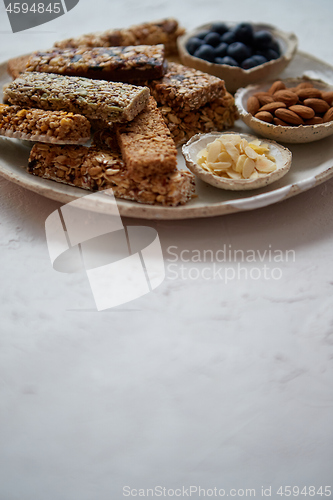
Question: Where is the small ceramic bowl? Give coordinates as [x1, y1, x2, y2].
[182, 131, 292, 191]
[177, 22, 298, 94]
[235, 77, 333, 143]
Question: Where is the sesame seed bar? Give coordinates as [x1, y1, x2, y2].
[145, 62, 227, 111]
[0, 104, 90, 144]
[27, 142, 195, 206]
[115, 97, 178, 181]
[159, 92, 238, 147]
[26, 45, 167, 82]
[4, 72, 150, 123]
[54, 18, 185, 56]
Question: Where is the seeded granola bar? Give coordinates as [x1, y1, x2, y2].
[145, 62, 226, 111]
[4, 72, 150, 123]
[26, 45, 167, 82]
[0, 103, 90, 144]
[159, 92, 238, 146]
[27, 142, 195, 206]
[7, 54, 31, 79]
[54, 18, 185, 56]
[115, 97, 178, 181]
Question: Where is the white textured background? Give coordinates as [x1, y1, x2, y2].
[0, 1, 333, 499]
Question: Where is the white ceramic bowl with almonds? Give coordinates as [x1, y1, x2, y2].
[178, 23, 298, 94]
[182, 132, 292, 191]
[235, 77, 333, 143]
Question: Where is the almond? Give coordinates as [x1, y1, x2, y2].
[303, 98, 330, 114]
[259, 101, 287, 113]
[295, 82, 314, 90]
[273, 90, 298, 106]
[273, 117, 289, 126]
[288, 104, 315, 120]
[247, 96, 260, 115]
[268, 80, 286, 95]
[275, 108, 304, 125]
[321, 91, 333, 106]
[296, 88, 322, 100]
[304, 116, 324, 125]
[323, 107, 333, 123]
[258, 95, 275, 106]
[254, 111, 274, 123]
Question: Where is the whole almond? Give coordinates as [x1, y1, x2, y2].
[259, 101, 287, 113]
[254, 111, 274, 123]
[288, 104, 315, 119]
[303, 98, 330, 114]
[273, 117, 289, 126]
[323, 107, 333, 123]
[258, 95, 275, 106]
[295, 82, 314, 90]
[275, 108, 304, 125]
[253, 92, 271, 99]
[273, 90, 298, 106]
[304, 116, 324, 125]
[268, 80, 286, 95]
[247, 96, 260, 115]
[321, 91, 333, 106]
[296, 88, 322, 100]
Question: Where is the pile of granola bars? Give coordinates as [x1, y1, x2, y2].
[2, 18, 238, 207]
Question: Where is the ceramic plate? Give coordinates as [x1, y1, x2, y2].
[1, 51, 333, 220]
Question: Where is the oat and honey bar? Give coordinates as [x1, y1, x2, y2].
[28, 142, 195, 206]
[54, 18, 185, 56]
[0, 104, 90, 144]
[115, 97, 177, 181]
[159, 92, 238, 146]
[146, 62, 226, 111]
[26, 45, 167, 82]
[4, 72, 150, 123]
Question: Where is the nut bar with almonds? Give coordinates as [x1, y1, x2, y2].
[54, 18, 185, 56]
[0, 104, 90, 144]
[4, 72, 150, 123]
[27, 141, 195, 207]
[145, 62, 227, 111]
[159, 92, 238, 147]
[115, 97, 178, 181]
[26, 45, 167, 82]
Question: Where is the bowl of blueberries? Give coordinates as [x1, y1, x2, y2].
[178, 22, 298, 93]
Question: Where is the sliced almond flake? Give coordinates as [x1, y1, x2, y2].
[219, 133, 242, 146]
[245, 146, 258, 160]
[255, 156, 277, 173]
[239, 138, 249, 153]
[207, 140, 222, 163]
[234, 154, 247, 173]
[249, 144, 270, 155]
[208, 161, 231, 170]
[226, 169, 242, 180]
[249, 139, 261, 146]
[249, 170, 259, 180]
[225, 142, 240, 163]
[218, 151, 232, 163]
[242, 157, 256, 178]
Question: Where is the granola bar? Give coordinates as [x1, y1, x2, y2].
[4, 72, 150, 123]
[54, 18, 185, 56]
[27, 142, 195, 206]
[26, 45, 167, 82]
[0, 103, 90, 144]
[7, 54, 30, 79]
[145, 62, 226, 111]
[115, 97, 177, 181]
[159, 92, 238, 146]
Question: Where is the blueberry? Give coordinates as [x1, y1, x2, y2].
[241, 54, 267, 69]
[194, 44, 216, 62]
[210, 22, 229, 35]
[253, 30, 273, 48]
[215, 56, 239, 67]
[252, 54, 267, 65]
[233, 22, 254, 44]
[220, 30, 236, 44]
[227, 41, 251, 63]
[214, 42, 228, 58]
[196, 30, 211, 40]
[256, 49, 279, 61]
[186, 37, 204, 55]
[268, 39, 281, 56]
[204, 32, 222, 47]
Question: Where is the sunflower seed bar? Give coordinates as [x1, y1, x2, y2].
[54, 18, 185, 56]
[4, 72, 150, 123]
[115, 97, 178, 181]
[27, 142, 195, 206]
[145, 62, 226, 111]
[159, 92, 238, 146]
[0, 103, 90, 144]
[26, 45, 167, 82]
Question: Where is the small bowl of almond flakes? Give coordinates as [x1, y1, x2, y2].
[182, 131, 292, 191]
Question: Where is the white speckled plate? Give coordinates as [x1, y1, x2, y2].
[1, 52, 333, 219]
